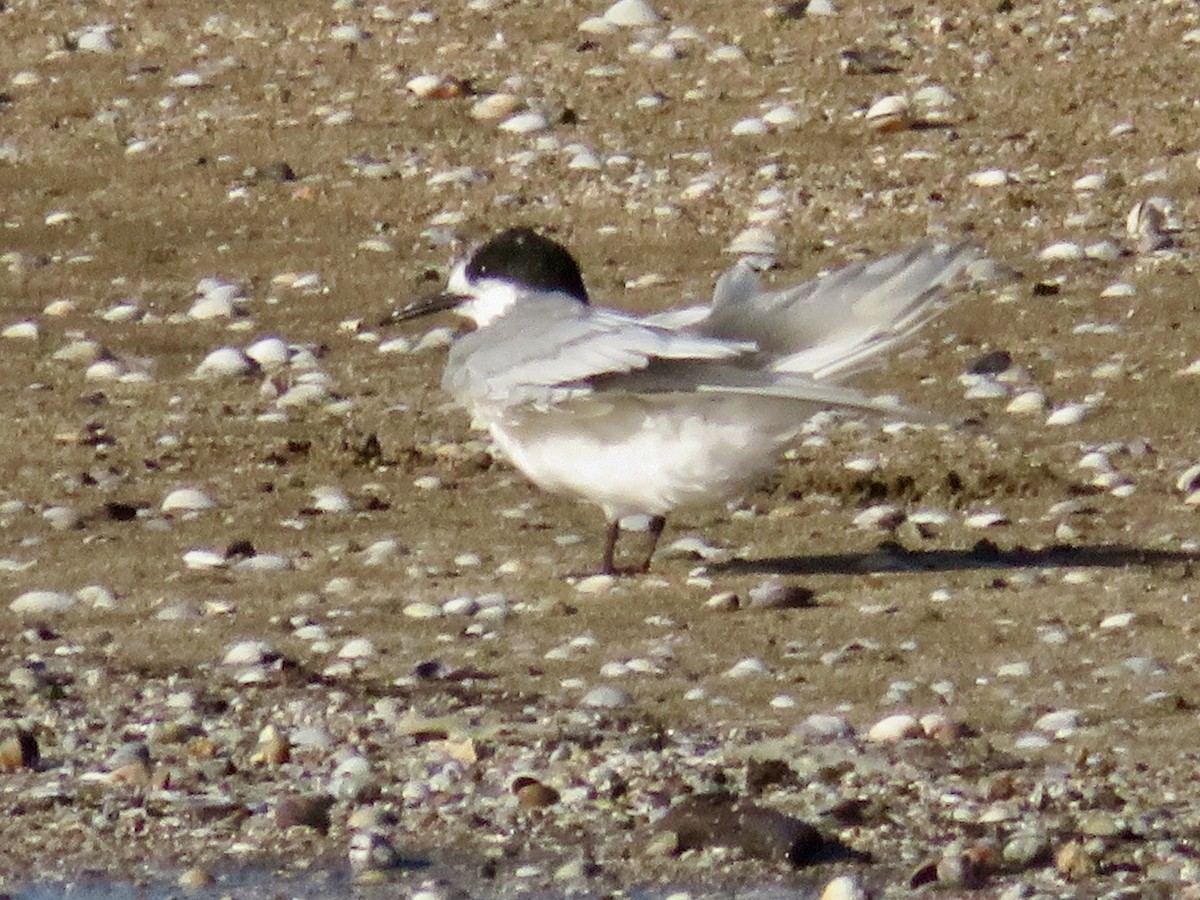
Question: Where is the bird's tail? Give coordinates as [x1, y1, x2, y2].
[704, 241, 989, 381]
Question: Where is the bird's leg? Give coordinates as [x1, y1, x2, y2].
[598, 520, 621, 576]
[631, 515, 667, 574]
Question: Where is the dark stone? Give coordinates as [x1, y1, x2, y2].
[275, 794, 335, 834]
[654, 793, 826, 867]
[967, 349, 1013, 375]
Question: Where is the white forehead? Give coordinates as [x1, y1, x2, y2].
[448, 260, 520, 327]
[446, 260, 472, 295]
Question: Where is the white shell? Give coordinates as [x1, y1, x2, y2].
[1005, 390, 1045, 414]
[234, 554, 291, 572]
[730, 116, 768, 136]
[725, 226, 776, 257]
[1077, 451, 1110, 471]
[275, 382, 330, 408]
[866, 713, 922, 743]
[1034, 709, 1081, 734]
[11, 590, 78, 614]
[329, 23, 366, 44]
[2, 321, 37, 340]
[77, 27, 116, 54]
[170, 71, 206, 88]
[646, 41, 678, 61]
[706, 44, 747, 63]
[406, 74, 446, 98]
[966, 168, 1012, 187]
[963, 380, 1008, 400]
[498, 111, 548, 134]
[724, 657, 769, 678]
[338, 638, 377, 659]
[84, 360, 122, 381]
[223, 640, 271, 666]
[567, 148, 602, 170]
[101, 303, 141, 323]
[603, 0, 660, 27]
[469, 93, 522, 121]
[1100, 282, 1136, 298]
[162, 487, 217, 512]
[53, 339, 103, 364]
[1084, 240, 1122, 262]
[194, 347, 255, 378]
[188, 294, 236, 320]
[909, 509, 951, 526]
[820, 875, 868, 900]
[245, 336, 290, 370]
[852, 505, 904, 530]
[1046, 403, 1087, 426]
[864, 94, 910, 130]
[1126, 196, 1177, 236]
[311, 486, 352, 513]
[1176, 463, 1200, 494]
[762, 105, 802, 128]
[911, 83, 955, 114]
[1072, 173, 1108, 192]
[377, 337, 413, 354]
[1038, 241, 1084, 262]
[183, 549, 227, 570]
[577, 16, 618, 35]
[963, 510, 1009, 529]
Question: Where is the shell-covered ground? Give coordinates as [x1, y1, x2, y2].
[3, 1, 1200, 897]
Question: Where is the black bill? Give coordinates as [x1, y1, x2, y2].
[381, 291, 466, 326]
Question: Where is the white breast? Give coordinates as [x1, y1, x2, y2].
[479, 394, 815, 521]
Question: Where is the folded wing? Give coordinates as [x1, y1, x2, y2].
[444, 293, 754, 407]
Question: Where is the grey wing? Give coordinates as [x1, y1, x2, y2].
[594, 358, 934, 421]
[701, 241, 984, 381]
[442, 295, 753, 407]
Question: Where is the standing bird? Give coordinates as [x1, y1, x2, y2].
[392, 228, 982, 575]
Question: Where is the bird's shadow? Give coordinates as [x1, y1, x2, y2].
[710, 540, 1200, 577]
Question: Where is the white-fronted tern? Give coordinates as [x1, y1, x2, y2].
[393, 227, 983, 575]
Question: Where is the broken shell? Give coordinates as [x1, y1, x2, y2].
[1126, 197, 1176, 252]
[911, 84, 955, 123]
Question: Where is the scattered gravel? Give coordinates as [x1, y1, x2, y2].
[2, 0, 1200, 897]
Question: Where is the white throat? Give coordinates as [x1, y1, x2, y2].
[447, 263, 519, 327]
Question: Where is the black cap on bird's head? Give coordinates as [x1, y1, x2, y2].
[464, 228, 590, 304]
[388, 227, 590, 327]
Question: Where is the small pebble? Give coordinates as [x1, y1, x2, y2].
[581, 685, 630, 708]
